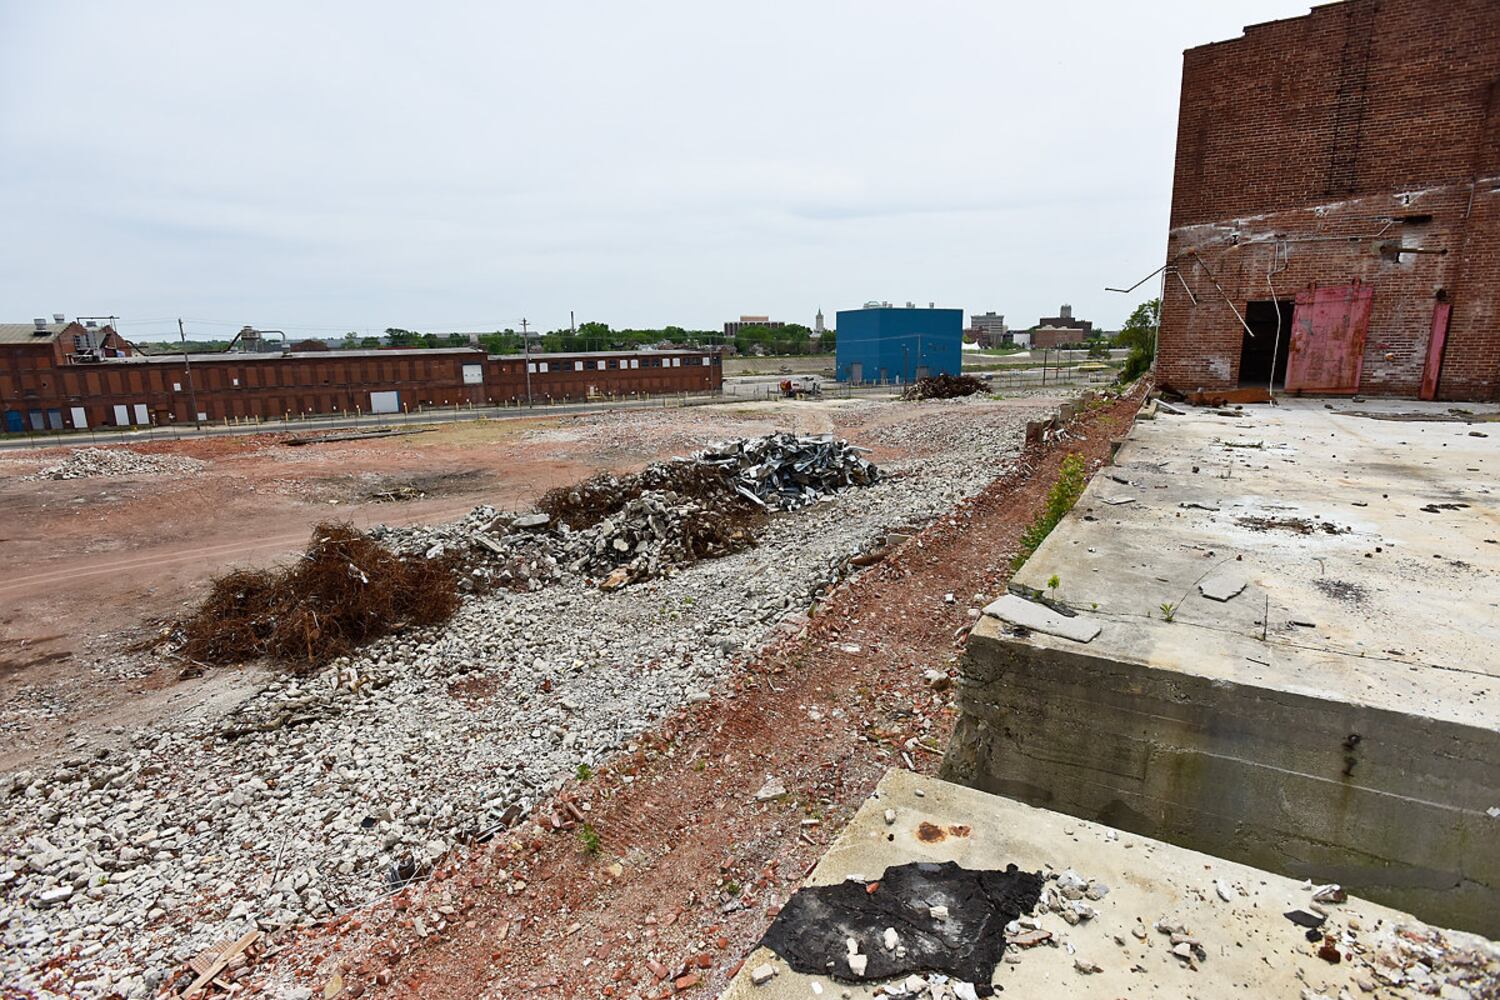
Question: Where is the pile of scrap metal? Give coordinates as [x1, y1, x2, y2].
[901, 374, 986, 401]
[699, 433, 879, 511]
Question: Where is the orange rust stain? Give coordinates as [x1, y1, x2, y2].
[947, 824, 971, 838]
[916, 822, 947, 843]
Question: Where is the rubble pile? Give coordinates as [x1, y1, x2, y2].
[901, 374, 987, 401]
[697, 433, 878, 511]
[0, 399, 1066, 998]
[23, 447, 206, 481]
[1341, 920, 1500, 995]
[385, 434, 876, 594]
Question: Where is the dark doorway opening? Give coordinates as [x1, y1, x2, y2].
[1239, 299, 1294, 387]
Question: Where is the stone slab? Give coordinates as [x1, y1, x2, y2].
[1198, 572, 1247, 602]
[980, 594, 1100, 644]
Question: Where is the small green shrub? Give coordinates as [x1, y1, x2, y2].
[576, 763, 593, 781]
[1012, 454, 1088, 571]
[577, 823, 602, 855]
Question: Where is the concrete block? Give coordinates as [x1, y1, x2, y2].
[945, 399, 1500, 937]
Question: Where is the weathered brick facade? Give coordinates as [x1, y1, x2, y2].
[1158, 0, 1500, 401]
[1, 347, 722, 431]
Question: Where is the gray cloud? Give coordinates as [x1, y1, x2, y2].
[0, 0, 1317, 339]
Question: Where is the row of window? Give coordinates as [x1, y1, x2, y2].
[526, 356, 711, 374]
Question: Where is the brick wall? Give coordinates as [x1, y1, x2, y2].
[1158, 0, 1500, 401]
[1, 350, 723, 429]
[1032, 328, 1090, 350]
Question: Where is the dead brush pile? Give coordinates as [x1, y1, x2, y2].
[901, 373, 987, 400]
[179, 522, 459, 670]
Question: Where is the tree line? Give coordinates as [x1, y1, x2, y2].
[137, 323, 837, 357]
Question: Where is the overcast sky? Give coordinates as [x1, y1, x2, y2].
[0, 1, 1315, 341]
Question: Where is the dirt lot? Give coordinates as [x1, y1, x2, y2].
[249, 387, 1144, 1000]
[0, 395, 1035, 772]
[0, 387, 1134, 999]
[0, 407, 832, 771]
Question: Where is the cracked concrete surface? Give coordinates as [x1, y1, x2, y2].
[943, 398, 1500, 935]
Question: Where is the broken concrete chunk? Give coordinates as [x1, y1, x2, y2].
[750, 963, 776, 985]
[754, 780, 788, 802]
[1199, 574, 1248, 602]
[982, 595, 1101, 644]
[470, 532, 506, 554]
[512, 512, 551, 530]
[1311, 883, 1346, 904]
[1009, 928, 1052, 948]
[847, 954, 867, 976]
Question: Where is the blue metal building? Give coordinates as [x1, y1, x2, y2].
[834, 305, 963, 384]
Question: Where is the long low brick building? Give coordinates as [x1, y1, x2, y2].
[1157, 0, 1500, 402]
[1, 322, 722, 431]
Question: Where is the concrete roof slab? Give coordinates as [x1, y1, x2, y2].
[1008, 398, 1500, 728]
[722, 770, 1498, 998]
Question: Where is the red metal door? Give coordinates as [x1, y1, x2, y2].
[1420, 302, 1451, 401]
[1285, 282, 1373, 394]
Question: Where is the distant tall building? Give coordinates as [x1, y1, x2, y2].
[1036, 304, 1093, 334]
[724, 315, 786, 337]
[814, 308, 825, 335]
[970, 311, 1008, 348]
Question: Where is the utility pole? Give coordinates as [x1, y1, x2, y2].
[521, 317, 533, 406]
[178, 318, 202, 428]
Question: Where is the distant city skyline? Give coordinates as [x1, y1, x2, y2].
[0, 1, 1318, 343]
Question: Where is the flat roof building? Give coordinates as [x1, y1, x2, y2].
[834, 304, 962, 384]
[1, 322, 722, 432]
[723, 315, 785, 337]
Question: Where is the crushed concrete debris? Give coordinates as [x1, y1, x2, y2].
[23, 447, 206, 481]
[376, 434, 879, 593]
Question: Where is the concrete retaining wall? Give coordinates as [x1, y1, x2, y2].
[941, 618, 1500, 936]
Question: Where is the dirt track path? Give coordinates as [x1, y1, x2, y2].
[257, 388, 1145, 1000]
[0, 501, 487, 599]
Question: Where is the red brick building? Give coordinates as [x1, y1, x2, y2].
[1, 336, 722, 432]
[1156, 0, 1500, 401]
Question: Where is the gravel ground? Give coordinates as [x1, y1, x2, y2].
[0, 394, 1064, 999]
